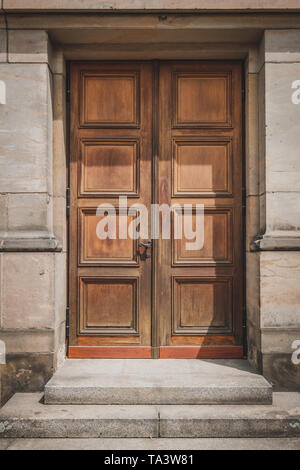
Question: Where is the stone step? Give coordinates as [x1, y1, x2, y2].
[44, 359, 272, 405]
[0, 393, 300, 438]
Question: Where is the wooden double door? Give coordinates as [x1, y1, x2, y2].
[69, 61, 244, 359]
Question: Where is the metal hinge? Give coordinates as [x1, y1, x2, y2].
[66, 307, 70, 338]
[66, 187, 70, 218]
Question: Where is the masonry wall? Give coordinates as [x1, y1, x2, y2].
[255, 31, 300, 389]
[0, 27, 67, 405]
[0, 9, 300, 405]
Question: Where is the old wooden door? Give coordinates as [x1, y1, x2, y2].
[68, 61, 244, 359]
[157, 62, 243, 358]
[69, 62, 153, 358]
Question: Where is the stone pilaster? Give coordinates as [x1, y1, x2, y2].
[0, 29, 66, 405]
[255, 30, 300, 389]
[245, 48, 262, 371]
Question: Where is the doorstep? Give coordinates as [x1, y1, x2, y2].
[0, 392, 300, 438]
[44, 358, 272, 405]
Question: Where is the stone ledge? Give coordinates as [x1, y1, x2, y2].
[1, 392, 300, 439]
[0, 236, 62, 252]
[0, 329, 60, 354]
[250, 235, 300, 251]
[4, 1, 300, 12]
[44, 358, 272, 405]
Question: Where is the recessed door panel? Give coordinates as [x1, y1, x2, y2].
[79, 139, 139, 197]
[81, 71, 139, 127]
[172, 139, 232, 197]
[79, 277, 139, 335]
[174, 72, 232, 127]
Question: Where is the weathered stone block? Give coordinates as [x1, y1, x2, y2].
[261, 328, 300, 354]
[264, 63, 300, 193]
[265, 192, 300, 233]
[0, 64, 52, 193]
[264, 29, 300, 64]
[262, 353, 300, 391]
[0, 330, 55, 354]
[8, 30, 50, 63]
[2, 253, 55, 329]
[7, 193, 50, 233]
[0, 353, 53, 406]
[260, 252, 300, 328]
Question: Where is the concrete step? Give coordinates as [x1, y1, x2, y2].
[2, 437, 300, 450]
[44, 359, 272, 405]
[0, 393, 299, 438]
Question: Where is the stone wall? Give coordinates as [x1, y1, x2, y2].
[0, 11, 300, 405]
[253, 30, 300, 389]
[0, 27, 66, 405]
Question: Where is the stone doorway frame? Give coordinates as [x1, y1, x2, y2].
[2, 12, 300, 405]
[50, 31, 259, 367]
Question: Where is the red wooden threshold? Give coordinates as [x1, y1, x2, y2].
[159, 346, 244, 359]
[69, 346, 243, 359]
[68, 346, 152, 359]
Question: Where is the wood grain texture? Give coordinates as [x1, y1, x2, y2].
[172, 276, 233, 335]
[69, 61, 244, 359]
[80, 71, 140, 127]
[173, 72, 232, 127]
[79, 139, 139, 197]
[172, 206, 232, 266]
[160, 346, 244, 359]
[79, 207, 138, 266]
[69, 62, 153, 355]
[69, 346, 152, 359]
[157, 61, 243, 356]
[172, 138, 232, 197]
[79, 277, 139, 335]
